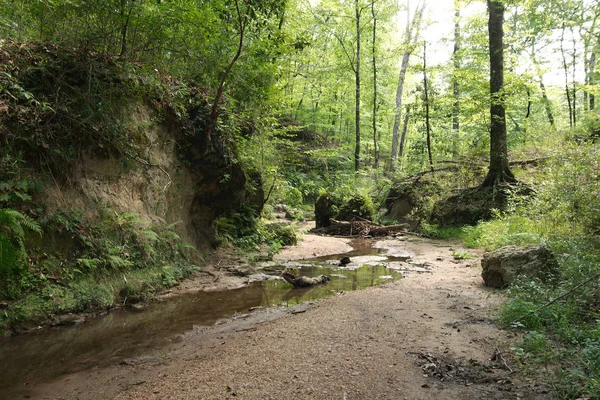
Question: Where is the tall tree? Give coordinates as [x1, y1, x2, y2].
[452, 0, 461, 155]
[371, 0, 379, 168]
[354, 0, 362, 171]
[206, 0, 248, 152]
[390, 0, 426, 172]
[530, 42, 555, 127]
[560, 25, 574, 129]
[482, 0, 515, 187]
[591, 42, 597, 110]
[423, 42, 433, 172]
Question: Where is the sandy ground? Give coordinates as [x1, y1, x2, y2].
[15, 231, 551, 400]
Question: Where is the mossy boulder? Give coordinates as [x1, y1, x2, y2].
[385, 181, 440, 222]
[337, 194, 375, 222]
[315, 194, 339, 228]
[430, 183, 533, 227]
[244, 169, 265, 216]
[481, 245, 558, 288]
[263, 223, 298, 246]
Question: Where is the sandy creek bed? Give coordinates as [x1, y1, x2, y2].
[2, 229, 550, 400]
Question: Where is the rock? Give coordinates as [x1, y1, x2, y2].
[281, 272, 330, 287]
[228, 265, 257, 277]
[384, 181, 440, 221]
[244, 169, 265, 216]
[337, 194, 375, 222]
[481, 245, 558, 288]
[431, 183, 533, 227]
[126, 303, 147, 311]
[339, 257, 351, 265]
[315, 194, 337, 228]
[273, 204, 289, 213]
[284, 208, 304, 221]
[51, 313, 86, 326]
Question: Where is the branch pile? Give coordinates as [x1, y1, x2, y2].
[281, 272, 330, 287]
[310, 220, 409, 237]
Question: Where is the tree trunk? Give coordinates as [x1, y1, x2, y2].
[591, 50, 596, 110]
[371, 0, 379, 169]
[390, 0, 426, 172]
[584, 53, 589, 111]
[399, 105, 410, 158]
[354, 0, 361, 172]
[482, 0, 514, 187]
[423, 42, 433, 172]
[524, 87, 531, 135]
[452, 1, 460, 156]
[572, 30, 577, 127]
[560, 26, 573, 129]
[207, 0, 246, 153]
[119, 0, 133, 57]
[531, 42, 555, 127]
[539, 79, 555, 127]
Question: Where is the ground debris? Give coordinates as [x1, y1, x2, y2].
[410, 351, 512, 387]
[311, 221, 409, 237]
[119, 356, 165, 367]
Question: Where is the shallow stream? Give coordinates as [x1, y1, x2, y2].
[0, 240, 409, 395]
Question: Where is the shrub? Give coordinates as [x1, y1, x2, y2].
[337, 194, 376, 221]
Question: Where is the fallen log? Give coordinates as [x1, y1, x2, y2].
[282, 271, 330, 288]
[310, 221, 409, 237]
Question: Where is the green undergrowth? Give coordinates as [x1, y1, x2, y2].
[0, 207, 200, 335]
[216, 203, 298, 259]
[0, 42, 248, 334]
[0, 261, 197, 334]
[427, 141, 600, 398]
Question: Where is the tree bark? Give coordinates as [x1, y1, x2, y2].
[354, 0, 361, 172]
[482, 0, 514, 187]
[530, 42, 555, 127]
[206, 0, 246, 153]
[390, 0, 426, 172]
[452, 1, 460, 156]
[399, 105, 410, 158]
[572, 30, 577, 127]
[591, 50, 596, 110]
[119, 0, 134, 57]
[560, 26, 573, 129]
[423, 42, 433, 172]
[371, 0, 379, 169]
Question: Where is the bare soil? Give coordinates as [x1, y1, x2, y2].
[17, 230, 550, 400]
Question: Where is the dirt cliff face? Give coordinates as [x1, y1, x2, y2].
[0, 42, 247, 254]
[43, 103, 246, 253]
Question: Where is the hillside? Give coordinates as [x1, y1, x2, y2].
[0, 42, 250, 332]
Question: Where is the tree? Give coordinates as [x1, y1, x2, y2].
[354, 0, 362, 171]
[206, 0, 248, 152]
[371, 0, 379, 168]
[423, 42, 433, 172]
[452, 0, 461, 155]
[482, 0, 515, 187]
[390, 0, 426, 172]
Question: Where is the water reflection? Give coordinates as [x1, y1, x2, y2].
[0, 244, 402, 396]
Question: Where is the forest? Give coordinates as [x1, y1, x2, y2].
[0, 0, 599, 398]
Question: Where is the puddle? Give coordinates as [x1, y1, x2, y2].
[0, 239, 406, 396]
[305, 239, 412, 264]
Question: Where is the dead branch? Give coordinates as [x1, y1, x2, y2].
[508, 270, 600, 326]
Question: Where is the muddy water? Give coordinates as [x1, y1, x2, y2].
[0, 240, 405, 395]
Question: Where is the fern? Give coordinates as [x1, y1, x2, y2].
[106, 255, 134, 269]
[0, 208, 41, 273]
[77, 257, 101, 271]
[0, 232, 18, 273]
[142, 229, 159, 243]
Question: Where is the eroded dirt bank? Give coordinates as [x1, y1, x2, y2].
[13, 233, 549, 400]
